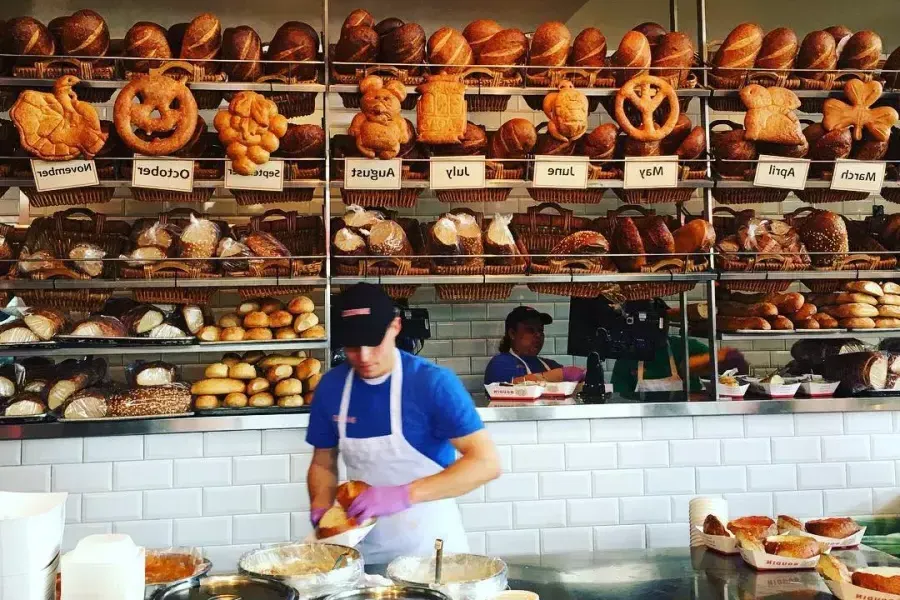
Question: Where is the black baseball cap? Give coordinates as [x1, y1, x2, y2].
[505, 306, 553, 333]
[335, 283, 398, 347]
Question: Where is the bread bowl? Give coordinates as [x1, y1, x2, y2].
[764, 534, 821, 559]
[703, 514, 729, 536]
[804, 517, 861, 539]
[852, 568, 900, 594]
[727, 515, 775, 540]
[316, 505, 359, 539]
[777, 514, 804, 533]
[336, 480, 371, 511]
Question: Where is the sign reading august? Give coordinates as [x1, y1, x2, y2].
[344, 158, 402, 189]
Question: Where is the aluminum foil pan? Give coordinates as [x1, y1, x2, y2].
[144, 548, 212, 599]
[238, 543, 363, 598]
[387, 554, 508, 600]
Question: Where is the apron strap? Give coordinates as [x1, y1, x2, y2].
[388, 348, 404, 434]
[666, 345, 683, 382]
[537, 357, 552, 371]
[508, 350, 532, 375]
[338, 369, 354, 439]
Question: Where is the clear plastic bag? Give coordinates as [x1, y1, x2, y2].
[68, 243, 106, 277]
[216, 237, 253, 271]
[125, 360, 179, 387]
[145, 546, 209, 587]
[343, 204, 384, 231]
[121, 246, 167, 267]
[485, 214, 519, 264]
[179, 214, 220, 259]
[135, 221, 175, 250]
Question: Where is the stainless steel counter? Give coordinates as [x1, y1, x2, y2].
[2, 394, 900, 440]
[369, 547, 899, 600]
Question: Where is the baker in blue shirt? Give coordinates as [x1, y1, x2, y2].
[483, 306, 586, 385]
[306, 283, 501, 563]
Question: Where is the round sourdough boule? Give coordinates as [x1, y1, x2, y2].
[167, 22, 188, 55]
[713, 127, 758, 176]
[755, 27, 798, 72]
[434, 122, 487, 156]
[124, 22, 172, 72]
[529, 21, 571, 69]
[571, 27, 606, 69]
[48, 16, 66, 49]
[796, 31, 837, 80]
[288, 296, 315, 315]
[223, 25, 262, 81]
[61, 9, 109, 57]
[463, 19, 502, 57]
[9, 17, 55, 56]
[334, 25, 379, 73]
[804, 517, 862, 539]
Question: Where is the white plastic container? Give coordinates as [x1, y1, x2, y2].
[61, 534, 145, 600]
[0, 553, 58, 600]
[0, 491, 67, 577]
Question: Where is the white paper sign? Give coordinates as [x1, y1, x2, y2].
[429, 156, 486, 189]
[754, 154, 810, 189]
[344, 158, 402, 189]
[31, 159, 99, 192]
[225, 160, 285, 191]
[131, 158, 195, 192]
[623, 156, 679, 189]
[830, 159, 886, 193]
[532, 156, 589, 189]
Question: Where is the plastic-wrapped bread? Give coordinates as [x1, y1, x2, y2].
[216, 237, 253, 271]
[178, 214, 220, 259]
[148, 322, 188, 339]
[46, 358, 107, 410]
[0, 375, 15, 399]
[18, 249, 63, 274]
[68, 243, 106, 277]
[428, 217, 463, 266]
[132, 221, 174, 250]
[824, 351, 888, 394]
[0, 320, 41, 344]
[71, 316, 127, 338]
[23, 308, 66, 340]
[244, 231, 290, 259]
[333, 228, 367, 260]
[122, 246, 167, 266]
[4, 392, 47, 416]
[121, 305, 165, 335]
[369, 220, 412, 256]
[132, 361, 177, 386]
[182, 305, 206, 335]
[448, 212, 484, 260]
[484, 214, 519, 266]
[343, 205, 384, 232]
[59, 387, 108, 419]
[107, 383, 192, 417]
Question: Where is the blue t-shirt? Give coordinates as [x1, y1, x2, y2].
[306, 351, 484, 468]
[483, 353, 563, 385]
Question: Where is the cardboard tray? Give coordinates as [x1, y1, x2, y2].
[694, 526, 739, 555]
[825, 570, 900, 600]
[739, 546, 821, 571]
[304, 519, 376, 548]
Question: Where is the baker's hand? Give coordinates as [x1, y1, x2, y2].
[310, 507, 328, 527]
[348, 484, 411, 521]
[562, 366, 587, 382]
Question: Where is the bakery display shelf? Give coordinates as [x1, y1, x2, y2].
[56, 412, 194, 423]
[0, 76, 326, 94]
[721, 328, 900, 341]
[709, 87, 900, 100]
[0, 338, 329, 357]
[0, 276, 327, 290]
[333, 272, 716, 286]
[194, 405, 310, 417]
[715, 178, 857, 189]
[719, 269, 900, 281]
[330, 179, 713, 190]
[326, 82, 711, 98]
[0, 178, 325, 190]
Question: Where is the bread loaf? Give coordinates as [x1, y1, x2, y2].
[334, 26, 379, 73]
[712, 23, 763, 78]
[813, 313, 840, 328]
[837, 30, 882, 71]
[675, 126, 706, 160]
[764, 535, 820, 559]
[191, 378, 246, 395]
[223, 25, 262, 81]
[478, 28, 527, 72]
[846, 280, 884, 297]
[612, 217, 646, 271]
[484, 216, 519, 265]
[436, 122, 487, 156]
[267, 21, 318, 79]
[124, 22, 172, 72]
[834, 292, 878, 306]
[334, 228, 366, 257]
[374, 18, 404, 38]
[61, 9, 109, 57]
[794, 303, 817, 320]
[824, 303, 879, 319]
[578, 123, 618, 161]
[755, 27, 798, 73]
[428, 27, 473, 74]
[611, 31, 651, 83]
[651, 32, 693, 83]
[673, 219, 716, 254]
[47, 17, 66, 50]
[369, 220, 412, 256]
[9, 17, 55, 56]
[463, 19, 502, 58]
[535, 134, 575, 156]
[825, 25, 853, 45]
[632, 22, 667, 51]
[878, 305, 900, 318]
[551, 230, 610, 258]
[180, 13, 221, 62]
[72, 316, 127, 338]
[529, 22, 571, 69]
[769, 315, 794, 330]
[638, 216, 675, 255]
[381, 23, 426, 66]
[840, 317, 877, 329]
[796, 31, 837, 80]
[795, 318, 820, 329]
[429, 217, 463, 265]
[713, 127, 758, 176]
[717, 300, 778, 318]
[280, 124, 325, 158]
[489, 118, 537, 159]
[798, 210, 848, 267]
[23, 308, 66, 340]
[883, 47, 900, 89]
[717, 316, 772, 331]
[342, 9, 375, 36]
[571, 28, 606, 69]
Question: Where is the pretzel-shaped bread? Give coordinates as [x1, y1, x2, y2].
[614, 75, 680, 142]
[114, 74, 199, 156]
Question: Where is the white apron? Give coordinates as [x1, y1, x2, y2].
[635, 345, 683, 393]
[338, 349, 468, 564]
[508, 350, 551, 375]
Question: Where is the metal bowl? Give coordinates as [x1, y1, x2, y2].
[144, 549, 212, 599]
[151, 574, 299, 600]
[239, 543, 363, 597]
[387, 554, 508, 600]
[325, 585, 453, 600]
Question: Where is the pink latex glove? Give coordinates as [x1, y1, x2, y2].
[347, 484, 411, 521]
[310, 507, 328, 526]
[562, 365, 587, 382]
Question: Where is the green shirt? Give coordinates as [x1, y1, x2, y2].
[611, 336, 709, 394]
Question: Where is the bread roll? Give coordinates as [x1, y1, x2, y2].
[224, 392, 249, 408]
[267, 310, 293, 329]
[258, 355, 306, 368]
[243, 311, 270, 329]
[571, 28, 606, 69]
[124, 22, 172, 72]
[197, 325, 221, 341]
[611, 31, 651, 83]
[293, 312, 320, 333]
[478, 28, 527, 72]
[191, 378, 246, 395]
[266, 364, 294, 382]
[529, 21, 571, 69]
[769, 315, 794, 330]
[247, 378, 269, 395]
[795, 318, 820, 329]
[295, 357, 323, 380]
[883, 47, 900, 89]
[427, 27, 473, 73]
[238, 301, 260, 315]
[796, 31, 837, 80]
[278, 395, 305, 408]
[381, 23, 426, 66]
[764, 535, 820, 559]
[205, 363, 229, 378]
[342, 9, 375, 36]
[288, 296, 315, 315]
[651, 32, 693, 83]
[716, 316, 772, 331]
[834, 292, 878, 306]
[61, 9, 109, 57]
[838, 30, 882, 71]
[755, 27, 798, 73]
[463, 19, 502, 58]
[824, 303, 879, 319]
[846, 281, 883, 297]
[794, 303, 818, 320]
[489, 118, 537, 159]
[305, 373, 322, 393]
[218, 313, 241, 328]
[9, 17, 55, 56]
[223, 25, 262, 81]
[221, 326, 246, 341]
[880, 294, 900, 306]
[180, 13, 221, 62]
[374, 18, 405, 38]
[267, 21, 319, 79]
[275, 378, 303, 397]
[245, 327, 273, 341]
[249, 392, 275, 407]
[878, 305, 900, 318]
[228, 362, 256, 380]
[194, 395, 219, 409]
[712, 23, 763, 78]
[334, 25, 379, 73]
[813, 313, 840, 328]
[717, 301, 778, 318]
[301, 325, 326, 339]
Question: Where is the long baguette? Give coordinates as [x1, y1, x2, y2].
[878, 294, 900, 306]
[845, 281, 883, 297]
[823, 303, 879, 319]
[833, 292, 878, 306]
[190, 378, 247, 395]
[716, 316, 772, 332]
[717, 301, 778, 318]
[722, 291, 804, 314]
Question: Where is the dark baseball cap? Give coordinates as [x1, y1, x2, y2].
[334, 283, 398, 347]
[505, 306, 552, 332]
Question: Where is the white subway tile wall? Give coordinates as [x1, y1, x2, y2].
[5, 414, 900, 561]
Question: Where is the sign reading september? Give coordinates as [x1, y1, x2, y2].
[31, 159, 99, 192]
[225, 160, 285, 191]
[344, 158, 402, 189]
[623, 156, 679, 189]
[132, 158, 195, 192]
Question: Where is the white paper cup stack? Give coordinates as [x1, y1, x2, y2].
[689, 496, 728, 547]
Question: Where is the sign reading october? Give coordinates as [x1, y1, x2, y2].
[344, 158, 402, 189]
[753, 154, 810, 189]
[623, 156, 679, 189]
[532, 156, 589, 189]
[225, 160, 285, 191]
[132, 158, 195, 192]
[430, 156, 486, 189]
[31, 159, 99, 192]
[830, 159, 886, 194]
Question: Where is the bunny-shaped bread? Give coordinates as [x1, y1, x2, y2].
[348, 75, 410, 159]
[740, 84, 804, 145]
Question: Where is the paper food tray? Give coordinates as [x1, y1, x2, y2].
[789, 527, 866, 549]
[747, 380, 802, 399]
[799, 380, 841, 398]
[484, 384, 543, 401]
[694, 526, 739, 555]
[0, 492, 66, 577]
[304, 519, 376, 548]
[540, 381, 579, 398]
[738, 567, 824, 598]
[0, 552, 58, 600]
[739, 547, 820, 570]
[701, 379, 750, 399]
[825, 570, 900, 600]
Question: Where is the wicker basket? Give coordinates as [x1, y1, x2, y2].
[228, 209, 325, 278]
[120, 261, 219, 304]
[882, 185, 900, 204]
[14, 58, 118, 103]
[705, 60, 799, 111]
[524, 66, 615, 89]
[719, 254, 810, 293]
[619, 258, 705, 301]
[614, 165, 706, 205]
[796, 70, 875, 113]
[237, 286, 317, 300]
[18, 159, 117, 208]
[134, 287, 215, 305]
[256, 72, 320, 117]
[435, 162, 523, 203]
[795, 181, 870, 205]
[528, 260, 619, 298]
[528, 164, 619, 204]
[17, 289, 111, 312]
[712, 173, 791, 205]
[231, 160, 323, 206]
[132, 61, 227, 110]
[462, 66, 522, 112]
[329, 54, 423, 109]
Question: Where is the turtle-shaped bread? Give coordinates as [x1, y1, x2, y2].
[10, 75, 107, 161]
[740, 84, 804, 145]
[543, 81, 589, 142]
